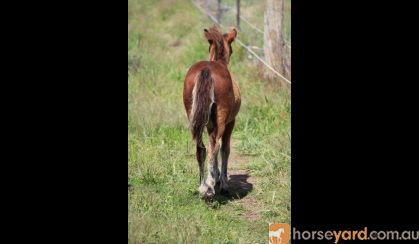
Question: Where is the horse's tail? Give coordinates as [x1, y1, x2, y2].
[190, 67, 214, 143]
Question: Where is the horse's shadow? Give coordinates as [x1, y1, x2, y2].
[213, 174, 253, 204]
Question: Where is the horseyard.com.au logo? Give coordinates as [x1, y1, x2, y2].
[268, 224, 419, 243]
[269, 223, 290, 244]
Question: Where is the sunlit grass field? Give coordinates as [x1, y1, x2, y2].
[128, 0, 290, 242]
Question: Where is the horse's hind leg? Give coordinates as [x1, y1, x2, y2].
[207, 126, 220, 185]
[220, 119, 235, 195]
[196, 140, 208, 196]
[206, 123, 225, 200]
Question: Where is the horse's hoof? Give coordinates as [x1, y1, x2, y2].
[205, 196, 214, 204]
[220, 188, 230, 196]
[204, 190, 214, 204]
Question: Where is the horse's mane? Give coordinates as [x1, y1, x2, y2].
[205, 26, 226, 61]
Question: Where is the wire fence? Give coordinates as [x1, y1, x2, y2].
[192, 0, 291, 85]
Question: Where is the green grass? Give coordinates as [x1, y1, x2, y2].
[128, 0, 291, 243]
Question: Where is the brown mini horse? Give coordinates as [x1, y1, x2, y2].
[183, 26, 241, 202]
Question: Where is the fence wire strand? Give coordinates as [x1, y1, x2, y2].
[211, 0, 291, 48]
[191, 0, 291, 85]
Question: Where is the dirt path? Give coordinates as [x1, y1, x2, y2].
[225, 139, 262, 221]
[228, 139, 254, 183]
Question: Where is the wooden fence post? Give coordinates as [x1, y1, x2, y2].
[217, 0, 221, 23]
[236, 0, 240, 30]
[263, 0, 284, 80]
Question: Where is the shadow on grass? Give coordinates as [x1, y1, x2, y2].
[213, 174, 253, 205]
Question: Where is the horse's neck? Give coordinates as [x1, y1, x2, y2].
[213, 59, 228, 67]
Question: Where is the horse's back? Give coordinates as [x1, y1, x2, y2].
[185, 61, 231, 83]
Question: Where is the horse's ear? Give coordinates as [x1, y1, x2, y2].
[225, 27, 237, 44]
[204, 29, 213, 44]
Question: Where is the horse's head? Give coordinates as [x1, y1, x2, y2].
[204, 26, 237, 65]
